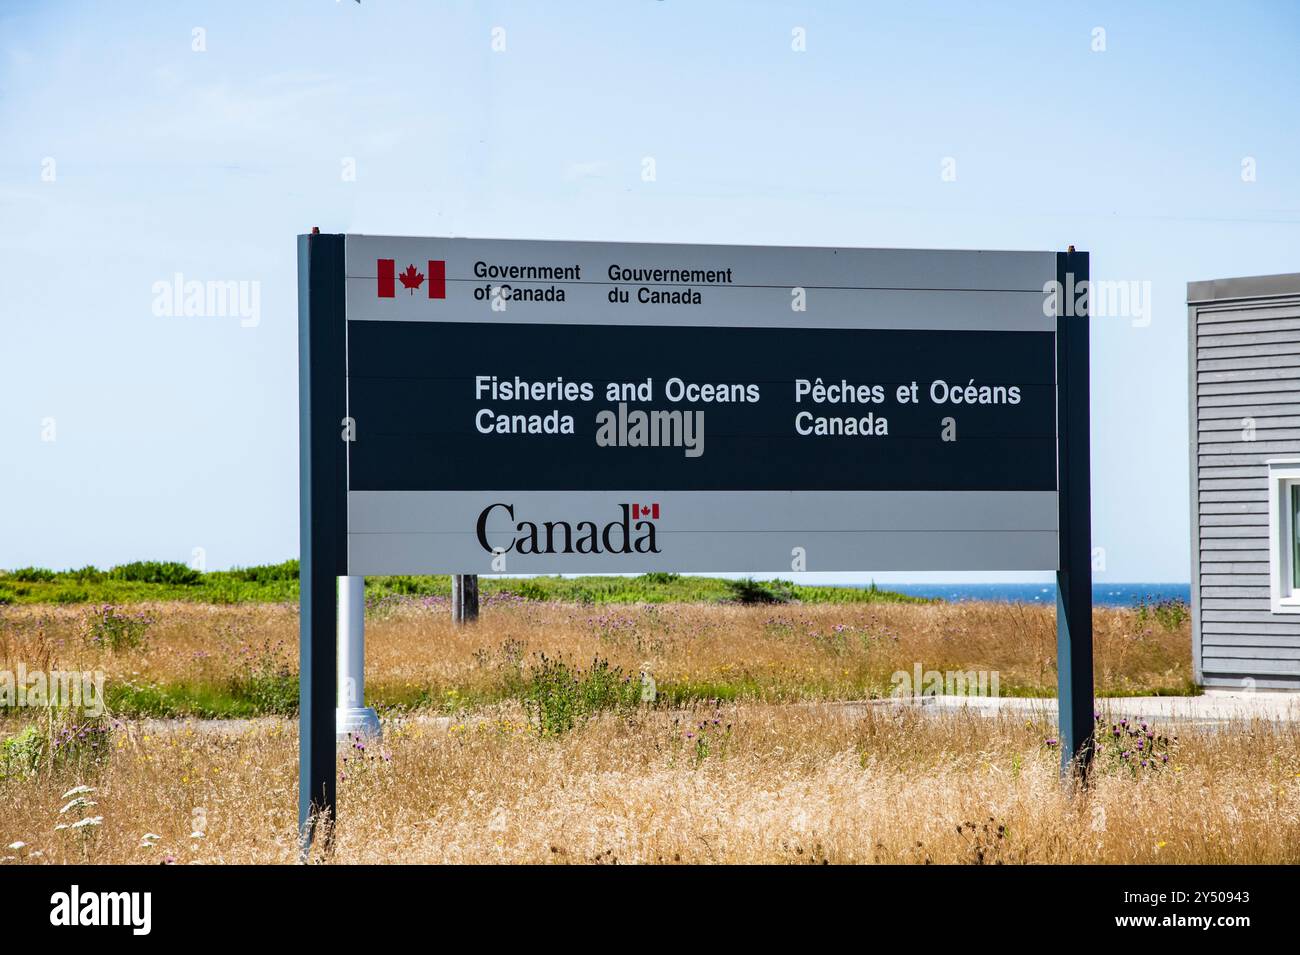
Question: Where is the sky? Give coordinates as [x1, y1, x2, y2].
[1, 0, 1298, 583]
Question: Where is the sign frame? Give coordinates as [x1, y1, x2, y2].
[295, 233, 1093, 847]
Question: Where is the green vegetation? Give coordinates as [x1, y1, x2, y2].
[522, 655, 642, 736]
[0, 561, 926, 607]
[0, 711, 112, 781]
[0, 560, 301, 605]
[1134, 597, 1190, 631]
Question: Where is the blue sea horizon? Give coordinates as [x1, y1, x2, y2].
[857, 582, 1191, 607]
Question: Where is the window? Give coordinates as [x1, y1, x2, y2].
[1267, 460, 1300, 614]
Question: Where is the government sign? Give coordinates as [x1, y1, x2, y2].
[295, 233, 1094, 840]
[340, 236, 1062, 574]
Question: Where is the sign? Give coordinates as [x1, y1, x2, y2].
[341, 236, 1060, 574]
[295, 233, 1094, 843]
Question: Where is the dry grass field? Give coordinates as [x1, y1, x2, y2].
[2, 704, 1298, 864]
[0, 596, 1196, 717]
[7, 597, 1293, 865]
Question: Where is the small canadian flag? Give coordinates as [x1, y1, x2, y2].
[630, 503, 660, 520]
[377, 259, 446, 299]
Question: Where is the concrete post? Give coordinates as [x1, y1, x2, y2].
[336, 576, 380, 739]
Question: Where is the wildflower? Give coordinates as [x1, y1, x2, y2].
[60, 785, 95, 799]
[71, 817, 103, 830]
[7, 841, 26, 851]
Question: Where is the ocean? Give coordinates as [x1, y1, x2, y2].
[875, 583, 1191, 607]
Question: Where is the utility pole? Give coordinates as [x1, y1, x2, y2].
[451, 573, 479, 624]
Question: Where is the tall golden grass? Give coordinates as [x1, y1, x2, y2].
[0, 598, 1195, 706]
[2, 704, 1297, 864]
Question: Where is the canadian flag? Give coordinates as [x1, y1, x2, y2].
[377, 259, 446, 299]
[630, 503, 660, 520]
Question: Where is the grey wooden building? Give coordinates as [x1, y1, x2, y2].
[1189, 272, 1300, 690]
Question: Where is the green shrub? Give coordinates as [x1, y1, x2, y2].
[235, 668, 298, 716]
[725, 577, 791, 605]
[1135, 597, 1189, 631]
[511, 580, 551, 601]
[52, 588, 91, 605]
[523, 655, 640, 736]
[0, 712, 112, 781]
[639, 572, 680, 585]
[0, 725, 44, 781]
[6, 567, 57, 583]
[228, 640, 298, 716]
[108, 560, 201, 585]
[222, 559, 299, 583]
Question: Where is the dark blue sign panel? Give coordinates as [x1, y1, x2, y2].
[347, 321, 1056, 492]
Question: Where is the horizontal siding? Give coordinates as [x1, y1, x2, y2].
[1203, 657, 1300, 675]
[1199, 573, 1268, 586]
[1199, 414, 1300, 428]
[1205, 646, 1300, 660]
[1199, 561, 1268, 574]
[1193, 296, 1300, 682]
[1203, 675, 1300, 689]
[1199, 391, 1300, 408]
[1199, 342, 1300, 361]
[1199, 502, 1267, 515]
[1197, 316, 1300, 335]
[1201, 623, 1300, 638]
[1201, 608, 1296, 622]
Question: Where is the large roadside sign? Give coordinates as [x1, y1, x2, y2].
[295, 233, 1094, 842]
[345, 237, 1061, 574]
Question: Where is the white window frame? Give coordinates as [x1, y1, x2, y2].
[1267, 459, 1300, 614]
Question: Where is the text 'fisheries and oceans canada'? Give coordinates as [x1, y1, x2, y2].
[473, 375, 1026, 457]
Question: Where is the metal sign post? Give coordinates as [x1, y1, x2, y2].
[297, 232, 346, 848]
[1054, 248, 1094, 777]
[296, 234, 1094, 846]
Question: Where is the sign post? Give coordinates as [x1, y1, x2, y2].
[1055, 248, 1094, 777]
[296, 234, 1094, 844]
[297, 232, 346, 848]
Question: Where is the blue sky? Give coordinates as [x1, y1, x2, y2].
[2, 1, 1297, 582]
